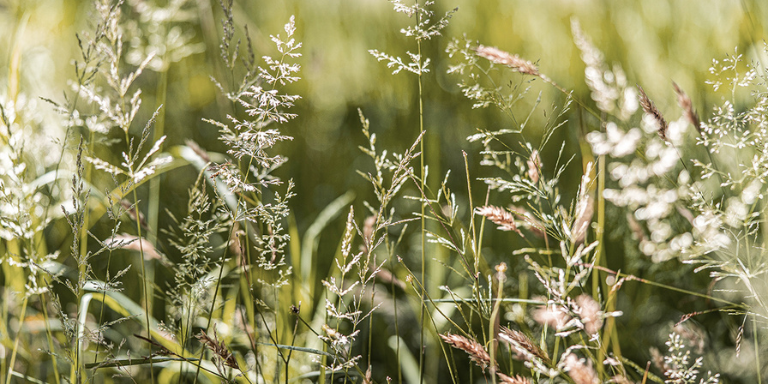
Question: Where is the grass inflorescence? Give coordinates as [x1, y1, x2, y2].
[0, 1, 767, 383]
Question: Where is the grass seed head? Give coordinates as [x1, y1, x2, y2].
[497, 373, 532, 384]
[476, 205, 523, 236]
[672, 81, 701, 134]
[475, 45, 540, 77]
[440, 333, 492, 371]
[498, 327, 550, 363]
[637, 84, 668, 141]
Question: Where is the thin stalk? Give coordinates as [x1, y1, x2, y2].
[5, 295, 28, 384]
[594, 114, 607, 376]
[38, 287, 61, 384]
[488, 274, 503, 384]
[755, 314, 763, 384]
[587, 264, 741, 307]
[130, 184, 154, 382]
[194, 156, 262, 383]
[416, 10, 427, 384]
[95, 225, 118, 366]
[146, 67, 168, 315]
[591, 111, 606, 299]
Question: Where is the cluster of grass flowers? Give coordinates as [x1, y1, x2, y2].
[0, 0, 767, 383]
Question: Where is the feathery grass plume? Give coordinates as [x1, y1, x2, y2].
[475, 45, 540, 77]
[498, 327, 549, 363]
[475, 205, 523, 236]
[497, 373, 532, 384]
[532, 302, 572, 330]
[571, 162, 594, 244]
[440, 333, 492, 371]
[661, 333, 721, 383]
[672, 82, 701, 134]
[162, 170, 225, 347]
[527, 149, 541, 183]
[563, 353, 599, 384]
[574, 294, 602, 335]
[122, 0, 204, 72]
[571, 18, 637, 119]
[369, 1, 456, 75]
[320, 205, 385, 372]
[637, 84, 668, 141]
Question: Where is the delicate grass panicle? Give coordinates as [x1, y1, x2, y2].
[0, 0, 765, 383]
[474, 45, 540, 77]
[439, 333, 491, 371]
[475, 205, 523, 235]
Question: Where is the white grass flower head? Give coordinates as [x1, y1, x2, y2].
[574, 294, 602, 336]
[532, 302, 571, 330]
[562, 353, 599, 384]
[586, 122, 642, 158]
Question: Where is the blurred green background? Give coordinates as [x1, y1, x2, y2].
[1, 0, 762, 223]
[1, 0, 767, 382]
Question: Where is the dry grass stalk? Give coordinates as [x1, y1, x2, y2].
[637, 84, 668, 141]
[564, 353, 599, 384]
[475, 205, 523, 236]
[196, 328, 239, 369]
[498, 327, 549, 363]
[575, 294, 603, 335]
[475, 45, 540, 77]
[440, 333, 492, 371]
[672, 82, 701, 133]
[497, 372, 532, 384]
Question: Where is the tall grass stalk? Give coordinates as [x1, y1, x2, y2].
[416, 8, 427, 384]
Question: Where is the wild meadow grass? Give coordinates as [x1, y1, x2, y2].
[0, 0, 767, 383]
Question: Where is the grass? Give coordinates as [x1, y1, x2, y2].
[0, 0, 767, 383]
